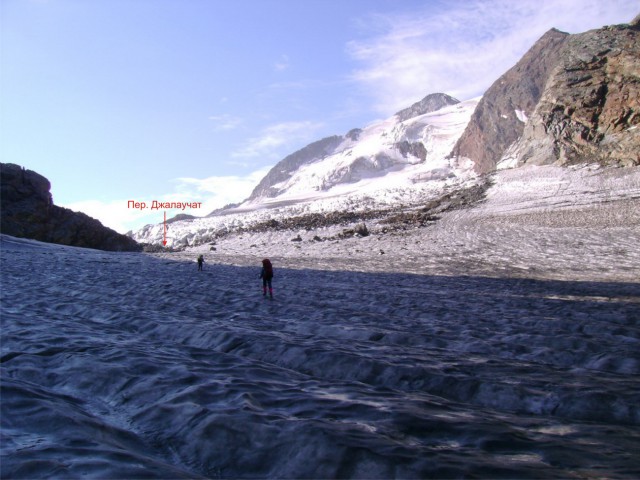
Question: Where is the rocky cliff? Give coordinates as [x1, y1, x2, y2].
[1, 163, 140, 251]
[452, 16, 640, 171]
[450, 28, 569, 173]
[508, 18, 640, 167]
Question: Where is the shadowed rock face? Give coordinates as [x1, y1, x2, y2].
[450, 28, 569, 173]
[0, 163, 140, 251]
[452, 17, 640, 172]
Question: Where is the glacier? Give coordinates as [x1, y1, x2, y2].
[2, 163, 640, 478]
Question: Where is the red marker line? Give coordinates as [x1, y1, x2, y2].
[163, 211, 167, 246]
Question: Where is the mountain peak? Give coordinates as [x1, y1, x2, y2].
[394, 93, 460, 122]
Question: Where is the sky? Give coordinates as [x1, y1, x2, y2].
[1, 0, 637, 233]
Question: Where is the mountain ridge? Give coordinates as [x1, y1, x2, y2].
[243, 92, 464, 206]
[243, 135, 344, 206]
[242, 17, 638, 210]
[394, 93, 460, 122]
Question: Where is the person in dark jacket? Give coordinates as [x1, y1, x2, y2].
[197, 255, 204, 271]
[260, 258, 274, 298]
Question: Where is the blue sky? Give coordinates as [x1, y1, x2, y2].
[1, 0, 636, 233]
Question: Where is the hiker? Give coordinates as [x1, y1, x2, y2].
[197, 255, 204, 271]
[260, 258, 274, 298]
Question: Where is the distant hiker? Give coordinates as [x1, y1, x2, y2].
[260, 258, 274, 299]
[197, 255, 204, 271]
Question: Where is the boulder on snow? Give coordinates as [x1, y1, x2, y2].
[354, 223, 369, 237]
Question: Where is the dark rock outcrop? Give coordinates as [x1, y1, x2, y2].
[395, 93, 460, 122]
[395, 140, 428, 162]
[450, 28, 569, 173]
[346, 128, 363, 141]
[166, 213, 197, 224]
[1, 163, 140, 251]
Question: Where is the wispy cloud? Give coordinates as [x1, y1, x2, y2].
[232, 121, 324, 158]
[172, 167, 272, 208]
[208, 114, 242, 131]
[274, 54, 290, 71]
[347, 0, 638, 115]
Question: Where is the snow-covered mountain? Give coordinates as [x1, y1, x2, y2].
[245, 92, 462, 203]
[133, 95, 479, 247]
[246, 95, 476, 205]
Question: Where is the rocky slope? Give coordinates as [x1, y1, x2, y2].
[450, 28, 569, 173]
[507, 17, 640, 168]
[452, 16, 640, 172]
[0, 163, 140, 251]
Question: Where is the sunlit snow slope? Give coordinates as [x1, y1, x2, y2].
[252, 98, 479, 204]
